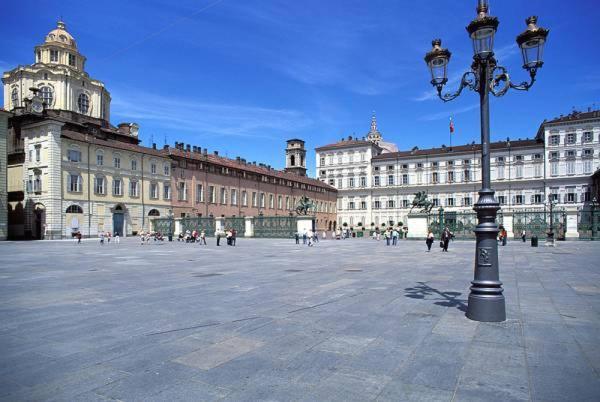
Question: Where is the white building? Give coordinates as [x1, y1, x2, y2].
[315, 111, 600, 237]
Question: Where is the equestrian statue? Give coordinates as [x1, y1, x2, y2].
[409, 191, 434, 213]
[295, 195, 316, 216]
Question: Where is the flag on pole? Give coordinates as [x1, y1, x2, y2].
[449, 117, 455, 133]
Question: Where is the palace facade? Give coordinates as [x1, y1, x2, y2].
[2, 21, 336, 239]
[316, 111, 600, 234]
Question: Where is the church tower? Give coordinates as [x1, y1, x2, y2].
[284, 139, 307, 176]
[366, 112, 382, 145]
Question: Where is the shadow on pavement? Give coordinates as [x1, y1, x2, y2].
[405, 281, 467, 312]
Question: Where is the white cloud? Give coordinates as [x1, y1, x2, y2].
[110, 89, 312, 139]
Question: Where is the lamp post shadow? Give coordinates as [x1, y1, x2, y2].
[405, 281, 467, 313]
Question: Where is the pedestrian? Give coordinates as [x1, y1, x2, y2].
[303, 230, 307, 245]
[107, 231, 111, 243]
[232, 229, 237, 246]
[313, 231, 319, 243]
[375, 227, 381, 241]
[502, 228, 508, 246]
[226, 229, 232, 246]
[200, 230, 207, 245]
[99, 231, 105, 245]
[384, 230, 390, 246]
[392, 228, 399, 246]
[441, 227, 451, 252]
[76, 231, 82, 244]
[521, 230, 526, 243]
[307, 230, 314, 247]
[426, 230, 434, 251]
[322, 230, 327, 240]
[216, 231, 221, 246]
[140, 230, 146, 245]
[295, 232, 300, 244]
[114, 231, 120, 244]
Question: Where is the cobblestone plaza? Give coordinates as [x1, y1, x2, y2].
[1, 238, 599, 401]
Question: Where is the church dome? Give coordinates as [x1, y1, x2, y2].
[45, 21, 77, 49]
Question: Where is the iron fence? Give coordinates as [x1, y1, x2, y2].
[254, 216, 297, 238]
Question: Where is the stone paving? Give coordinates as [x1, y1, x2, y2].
[0, 237, 599, 401]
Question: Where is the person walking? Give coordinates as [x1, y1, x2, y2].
[302, 230, 307, 245]
[322, 230, 327, 240]
[200, 230, 207, 245]
[384, 230, 390, 246]
[106, 231, 111, 244]
[99, 231, 105, 245]
[521, 230, 526, 243]
[76, 231, 82, 244]
[307, 230, 314, 246]
[295, 232, 300, 244]
[232, 229, 237, 246]
[441, 227, 451, 252]
[426, 230, 434, 251]
[392, 228, 399, 246]
[216, 230, 221, 246]
[114, 231, 120, 244]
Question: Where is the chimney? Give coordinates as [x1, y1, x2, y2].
[203, 148, 207, 155]
[117, 123, 131, 135]
[241, 158, 246, 164]
[214, 151, 219, 156]
[236, 156, 241, 163]
[192, 146, 197, 153]
[163, 144, 169, 150]
[186, 144, 191, 152]
[152, 143, 157, 150]
[253, 161, 257, 165]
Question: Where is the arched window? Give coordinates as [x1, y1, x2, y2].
[78, 93, 89, 114]
[65, 205, 83, 213]
[148, 209, 160, 217]
[40, 86, 53, 107]
[290, 155, 296, 166]
[11, 88, 18, 108]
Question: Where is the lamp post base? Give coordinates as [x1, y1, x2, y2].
[466, 291, 506, 322]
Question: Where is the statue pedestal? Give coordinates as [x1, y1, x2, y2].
[407, 213, 429, 239]
[297, 218, 314, 234]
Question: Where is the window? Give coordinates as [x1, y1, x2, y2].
[40, 86, 53, 106]
[402, 164, 409, 169]
[550, 190, 559, 203]
[446, 198, 455, 207]
[113, 179, 122, 196]
[96, 153, 103, 166]
[65, 205, 83, 214]
[463, 197, 472, 207]
[566, 133, 576, 144]
[348, 201, 355, 210]
[374, 176, 380, 186]
[388, 175, 394, 186]
[131, 159, 137, 171]
[328, 179, 334, 186]
[328, 155, 333, 165]
[50, 49, 58, 62]
[463, 169, 470, 182]
[374, 200, 381, 209]
[11, 88, 18, 107]
[67, 149, 81, 162]
[497, 195, 506, 205]
[566, 188, 576, 203]
[432, 172, 439, 184]
[260, 193, 266, 208]
[516, 165, 523, 179]
[33, 174, 42, 193]
[195, 184, 203, 203]
[164, 164, 170, 176]
[417, 163, 423, 169]
[416, 172, 423, 184]
[402, 174, 409, 185]
[360, 176, 366, 187]
[242, 191, 248, 207]
[68, 174, 82, 192]
[68, 53, 76, 66]
[320, 156, 325, 166]
[178, 182, 187, 201]
[388, 165, 394, 171]
[220, 188, 228, 204]
[432, 161, 439, 168]
[515, 155, 523, 162]
[360, 152, 366, 162]
[337, 178, 343, 188]
[132, 181, 141, 197]
[402, 199, 410, 208]
[148, 209, 160, 217]
[534, 164, 542, 177]
[566, 161, 575, 175]
[515, 195, 524, 205]
[285, 196, 290, 210]
[533, 194, 543, 204]
[269, 194, 274, 209]
[583, 131, 593, 143]
[432, 198, 439, 207]
[534, 153, 542, 161]
[497, 166, 504, 180]
[549, 151, 559, 160]
[549, 135, 560, 145]
[36, 51, 41, 62]
[463, 159, 470, 165]
[566, 150, 575, 158]
[164, 183, 171, 200]
[348, 153, 354, 163]
[78, 93, 89, 114]
[114, 156, 121, 168]
[584, 160, 593, 174]
[276, 194, 282, 209]
[360, 201, 367, 210]
[151, 163, 157, 174]
[551, 162, 559, 176]
[387, 200, 395, 208]
[252, 192, 257, 207]
[349, 177, 355, 188]
[94, 176, 105, 194]
[497, 156, 505, 163]
[35, 145, 41, 162]
[448, 171, 454, 183]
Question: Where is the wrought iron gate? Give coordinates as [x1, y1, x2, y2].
[577, 208, 600, 240]
[222, 217, 246, 236]
[151, 217, 174, 236]
[428, 210, 504, 239]
[253, 216, 297, 238]
[180, 217, 215, 236]
[512, 208, 566, 239]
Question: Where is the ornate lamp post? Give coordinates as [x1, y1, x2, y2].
[547, 198, 557, 246]
[424, 0, 549, 322]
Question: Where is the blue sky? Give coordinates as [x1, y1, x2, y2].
[2, 0, 599, 176]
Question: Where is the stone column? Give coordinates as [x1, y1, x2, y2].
[565, 207, 579, 240]
[215, 217, 224, 236]
[407, 213, 428, 239]
[502, 210, 514, 239]
[244, 216, 254, 237]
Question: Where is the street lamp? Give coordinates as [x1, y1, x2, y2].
[424, 0, 549, 322]
[547, 198, 557, 246]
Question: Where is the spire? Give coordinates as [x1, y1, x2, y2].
[57, 20, 66, 30]
[367, 111, 382, 144]
[370, 111, 378, 133]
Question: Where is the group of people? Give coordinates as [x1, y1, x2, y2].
[425, 227, 454, 252]
[379, 227, 403, 246]
[295, 229, 319, 246]
[177, 229, 207, 244]
[98, 231, 119, 245]
[216, 228, 237, 246]
[139, 231, 165, 244]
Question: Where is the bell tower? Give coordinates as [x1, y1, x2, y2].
[284, 139, 307, 176]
